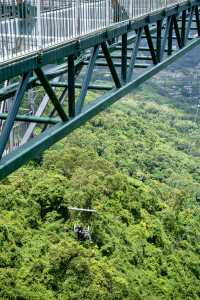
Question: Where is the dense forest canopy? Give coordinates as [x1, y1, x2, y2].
[0, 48, 200, 299]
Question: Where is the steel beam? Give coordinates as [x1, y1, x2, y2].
[101, 42, 121, 88]
[185, 7, 195, 41]
[35, 68, 68, 122]
[0, 2, 200, 179]
[156, 19, 163, 62]
[127, 27, 143, 81]
[1, 37, 200, 179]
[0, 72, 31, 158]
[76, 45, 100, 115]
[0, 0, 200, 83]
[68, 55, 75, 118]
[144, 25, 158, 64]
[160, 16, 173, 61]
[173, 15, 183, 49]
[195, 6, 200, 36]
[168, 17, 173, 56]
[121, 33, 128, 83]
[181, 10, 187, 46]
[0, 113, 59, 124]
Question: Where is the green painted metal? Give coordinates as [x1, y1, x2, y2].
[160, 16, 172, 61]
[127, 27, 143, 81]
[0, 72, 31, 158]
[76, 45, 100, 115]
[156, 19, 163, 62]
[0, 2, 200, 179]
[101, 42, 121, 88]
[41, 58, 85, 133]
[0, 37, 200, 179]
[1, 0, 199, 84]
[173, 15, 183, 49]
[186, 7, 195, 41]
[121, 33, 128, 82]
[0, 58, 85, 102]
[49, 83, 113, 91]
[144, 25, 158, 65]
[168, 15, 173, 56]
[0, 113, 59, 124]
[195, 5, 200, 35]
[35, 68, 68, 122]
[181, 10, 187, 46]
[83, 61, 150, 68]
[98, 54, 152, 60]
[68, 55, 75, 118]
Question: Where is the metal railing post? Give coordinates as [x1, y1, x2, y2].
[106, 0, 110, 25]
[36, 0, 42, 50]
[75, 0, 81, 36]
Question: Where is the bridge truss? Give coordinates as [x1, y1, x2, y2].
[0, 0, 200, 179]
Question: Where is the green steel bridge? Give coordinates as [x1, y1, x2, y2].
[0, 0, 200, 179]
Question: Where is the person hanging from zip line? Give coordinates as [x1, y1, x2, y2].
[74, 225, 92, 242]
[15, 0, 37, 53]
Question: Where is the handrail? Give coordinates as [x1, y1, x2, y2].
[0, 0, 191, 62]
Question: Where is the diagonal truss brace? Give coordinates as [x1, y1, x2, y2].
[0, 72, 31, 158]
[76, 42, 122, 115]
[185, 6, 195, 42]
[172, 15, 183, 49]
[127, 27, 143, 81]
[76, 45, 100, 115]
[35, 68, 68, 122]
[144, 25, 158, 64]
[101, 42, 121, 89]
[160, 16, 173, 61]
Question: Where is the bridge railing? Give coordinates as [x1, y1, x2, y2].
[0, 0, 187, 63]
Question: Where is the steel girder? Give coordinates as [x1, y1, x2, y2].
[0, 1, 200, 179]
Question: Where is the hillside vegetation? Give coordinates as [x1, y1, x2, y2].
[0, 59, 200, 299]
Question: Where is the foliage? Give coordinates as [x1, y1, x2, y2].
[0, 61, 200, 299]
